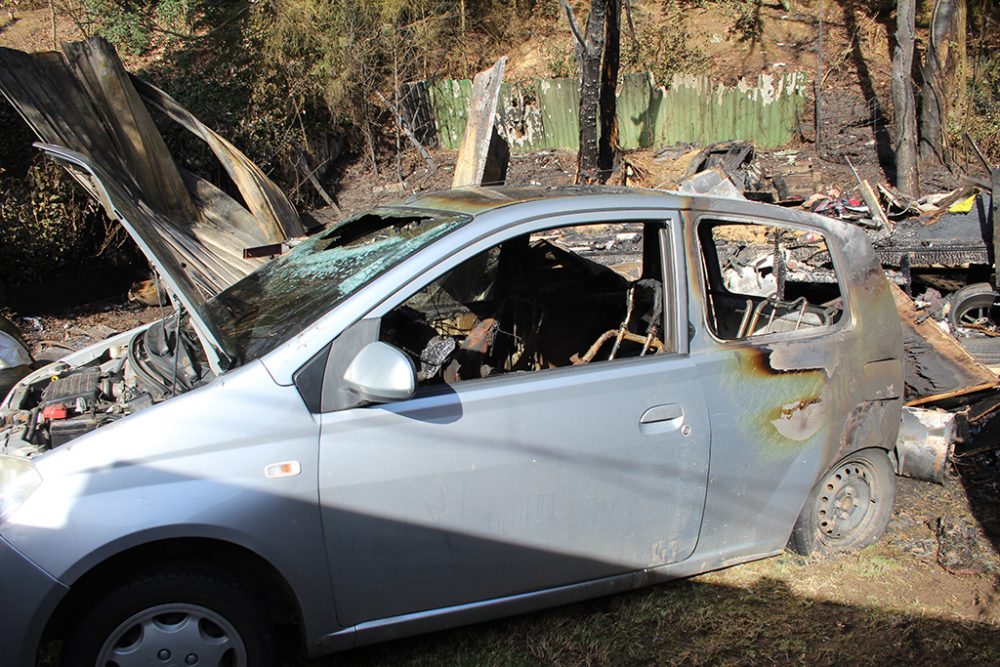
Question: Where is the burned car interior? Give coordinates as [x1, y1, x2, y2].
[697, 220, 845, 340]
[379, 221, 671, 387]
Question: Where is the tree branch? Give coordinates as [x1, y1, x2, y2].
[623, 0, 637, 43]
[374, 90, 436, 169]
[559, 0, 587, 48]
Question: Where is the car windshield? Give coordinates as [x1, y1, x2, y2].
[204, 207, 469, 363]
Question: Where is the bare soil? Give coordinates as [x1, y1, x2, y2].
[0, 6, 78, 55]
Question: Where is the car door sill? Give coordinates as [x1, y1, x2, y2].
[315, 571, 637, 653]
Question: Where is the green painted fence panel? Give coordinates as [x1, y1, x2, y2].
[422, 71, 805, 152]
[496, 82, 548, 152]
[616, 72, 655, 149]
[428, 79, 473, 149]
[535, 78, 579, 151]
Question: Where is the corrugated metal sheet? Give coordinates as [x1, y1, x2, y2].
[428, 78, 473, 149]
[410, 70, 805, 152]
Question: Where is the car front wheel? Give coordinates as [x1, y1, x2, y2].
[787, 448, 896, 556]
[61, 566, 275, 667]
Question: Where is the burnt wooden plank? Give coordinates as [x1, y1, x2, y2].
[891, 283, 997, 401]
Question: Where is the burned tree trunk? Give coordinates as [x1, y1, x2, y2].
[561, 0, 608, 184]
[920, 0, 967, 162]
[598, 0, 621, 179]
[892, 0, 920, 196]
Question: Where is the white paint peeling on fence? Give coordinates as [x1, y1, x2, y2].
[407, 70, 807, 152]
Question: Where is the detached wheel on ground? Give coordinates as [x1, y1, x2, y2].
[948, 283, 1000, 364]
[61, 566, 275, 667]
[949, 282, 1000, 331]
[787, 448, 896, 556]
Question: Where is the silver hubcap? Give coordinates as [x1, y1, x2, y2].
[817, 462, 874, 539]
[97, 603, 246, 667]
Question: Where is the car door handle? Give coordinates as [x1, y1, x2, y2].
[640, 404, 684, 424]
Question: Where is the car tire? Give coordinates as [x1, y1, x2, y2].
[948, 282, 1000, 331]
[61, 566, 275, 667]
[955, 335, 1000, 366]
[787, 448, 896, 556]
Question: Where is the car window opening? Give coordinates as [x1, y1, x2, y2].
[698, 221, 844, 340]
[379, 222, 669, 386]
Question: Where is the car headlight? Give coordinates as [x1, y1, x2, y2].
[0, 455, 42, 523]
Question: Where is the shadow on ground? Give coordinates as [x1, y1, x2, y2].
[958, 448, 1000, 558]
[304, 574, 1000, 667]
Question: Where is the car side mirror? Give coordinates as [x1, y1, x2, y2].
[343, 342, 416, 403]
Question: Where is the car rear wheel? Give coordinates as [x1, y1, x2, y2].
[61, 566, 275, 667]
[787, 448, 896, 556]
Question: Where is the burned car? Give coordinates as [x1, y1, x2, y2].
[0, 154, 903, 666]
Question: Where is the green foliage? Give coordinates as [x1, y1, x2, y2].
[961, 54, 1000, 160]
[729, 0, 764, 44]
[544, 42, 576, 79]
[0, 161, 117, 285]
[623, 2, 707, 86]
[78, 0, 193, 54]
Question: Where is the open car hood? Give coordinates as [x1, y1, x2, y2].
[0, 37, 310, 372]
[39, 144, 234, 371]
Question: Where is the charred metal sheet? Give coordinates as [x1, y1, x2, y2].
[0, 38, 301, 296]
[890, 283, 997, 401]
[895, 406, 956, 483]
[0, 43, 195, 224]
[133, 75, 303, 240]
[875, 194, 993, 268]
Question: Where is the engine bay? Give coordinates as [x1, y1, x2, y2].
[0, 317, 211, 458]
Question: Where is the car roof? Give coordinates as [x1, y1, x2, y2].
[394, 185, 678, 217]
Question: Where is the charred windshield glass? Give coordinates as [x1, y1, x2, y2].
[205, 208, 469, 362]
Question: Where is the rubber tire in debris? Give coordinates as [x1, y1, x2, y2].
[954, 336, 1000, 365]
[60, 566, 275, 667]
[945, 283, 1000, 364]
[787, 448, 896, 557]
[948, 282, 1000, 330]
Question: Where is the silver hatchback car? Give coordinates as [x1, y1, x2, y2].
[0, 152, 903, 666]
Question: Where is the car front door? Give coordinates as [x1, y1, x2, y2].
[316, 212, 712, 627]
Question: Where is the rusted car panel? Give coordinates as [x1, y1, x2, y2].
[677, 200, 904, 562]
